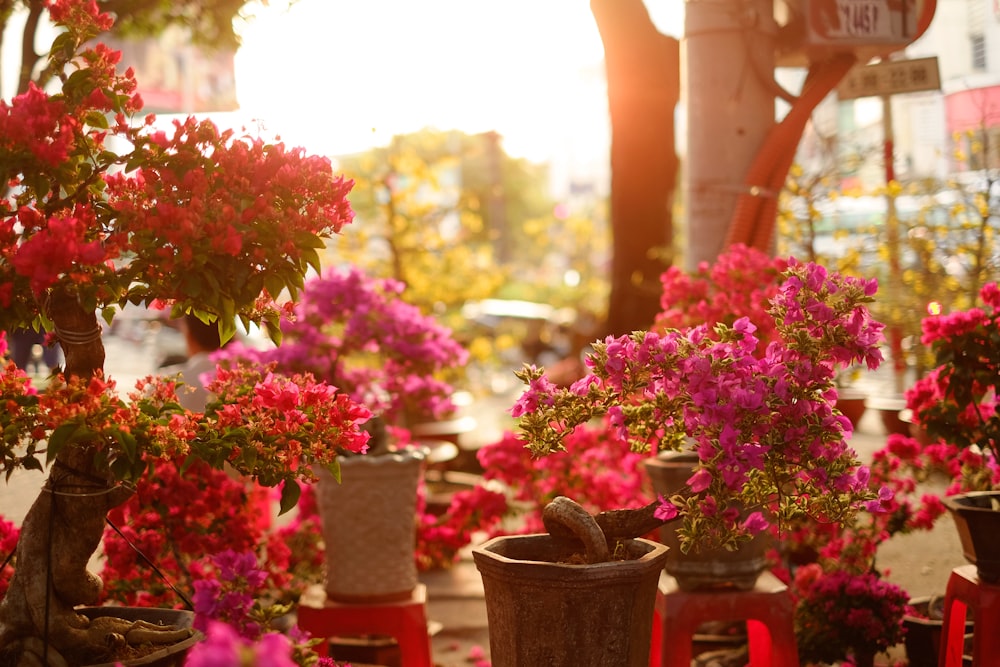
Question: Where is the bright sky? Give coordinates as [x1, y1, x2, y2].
[234, 1, 684, 162]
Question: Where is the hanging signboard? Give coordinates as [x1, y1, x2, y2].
[806, 0, 919, 46]
[836, 55, 941, 100]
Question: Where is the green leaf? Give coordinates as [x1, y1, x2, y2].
[114, 430, 138, 463]
[22, 456, 43, 472]
[47, 422, 83, 462]
[50, 31, 76, 61]
[302, 247, 322, 274]
[85, 110, 110, 130]
[110, 457, 131, 481]
[218, 316, 237, 346]
[322, 459, 342, 484]
[278, 480, 301, 516]
[263, 273, 286, 300]
[242, 446, 257, 470]
[269, 322, 284, 347]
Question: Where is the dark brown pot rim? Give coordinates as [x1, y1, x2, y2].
[944, 491, 1000, 512]
[472, 533, 668, 582]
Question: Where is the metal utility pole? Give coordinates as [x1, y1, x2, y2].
[684, 0, 777, 269]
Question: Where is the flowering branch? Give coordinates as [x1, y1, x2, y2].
[513, 260, 888, 552]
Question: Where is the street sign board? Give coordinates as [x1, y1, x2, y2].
[836, 56, 941, 100]
[807, 0, 919, 45]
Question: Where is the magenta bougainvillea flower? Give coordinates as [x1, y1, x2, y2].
[513, 259, 888, 553]
[223, 266, 468, 428]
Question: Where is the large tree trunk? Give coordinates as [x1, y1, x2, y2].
[0, 289, 186, 665]
[592, 0, 680, 336]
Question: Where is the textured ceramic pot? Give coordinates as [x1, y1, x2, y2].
[472, 533, 668, 667]
[315, 446, 427, 602]
[643, 451, 771, 591]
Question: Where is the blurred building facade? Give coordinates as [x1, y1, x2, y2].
[103, 26, 237, 114]
[792, 0, 1000, 186]
[858, 0, 1000, 182]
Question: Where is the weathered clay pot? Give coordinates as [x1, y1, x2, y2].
[865, 394, 910, 436]
[835, 388, 868, 429]
[81, 607, 201, 667]
[472, 533, 668, 667]
[643, 451, 771, 591]
[943, 491, 1000, 584]
[315, 446, 426, 602]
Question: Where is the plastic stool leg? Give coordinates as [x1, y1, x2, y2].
[767, 621, 801, 667]
[649, 606, 662, 667]
[396, 604, 433, 667]
[747, 620, 771, 667]
[939, 598, 969, 667]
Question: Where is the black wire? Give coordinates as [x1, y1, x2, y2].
[0, 547, 13, 574]
[104, 517, 194, 611]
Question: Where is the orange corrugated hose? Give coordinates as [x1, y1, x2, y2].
[724, 0, 938, 253]
[724, 53, 857, 252]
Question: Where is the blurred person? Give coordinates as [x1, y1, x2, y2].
[6, 328, 61, 374]
[160, 315, 275, 526]
[160, 314, 223, 412]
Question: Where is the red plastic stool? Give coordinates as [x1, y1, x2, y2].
[938, 564, 1000, 667]
[297, 583, 433, 667]
[649, 570, 800, 667]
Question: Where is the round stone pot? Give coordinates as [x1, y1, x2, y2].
[315, 446, 427, 602]
[943, 491, 1000, 584]
[81, 607, 201, 667]
[472, 533, 668, 667]
[643, 451, 771, 591]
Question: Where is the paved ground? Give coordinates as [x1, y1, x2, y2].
[0, 332, 969, 666]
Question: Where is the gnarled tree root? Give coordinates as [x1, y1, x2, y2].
[542, 496, 611, 563]
[543, 497, 665, 545]
[1, 616, 193, 666]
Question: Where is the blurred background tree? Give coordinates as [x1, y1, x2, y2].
[779, 126, 1000, 386]
[327, 129, 610, 391]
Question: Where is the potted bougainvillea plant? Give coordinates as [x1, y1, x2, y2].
[903, 282, 1000, 581]
[510, 258, 887, 555]
[791, 564, 909, 667]
[220, 266, 471, 603]
[472, 259, 890, 666]
[0, 2, 370, 665]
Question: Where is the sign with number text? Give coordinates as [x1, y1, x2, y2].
[807, 0, 918, 45]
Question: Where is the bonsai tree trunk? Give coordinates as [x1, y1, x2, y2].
[0, 289, 188, 665]
[542, 497, 666, 560]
